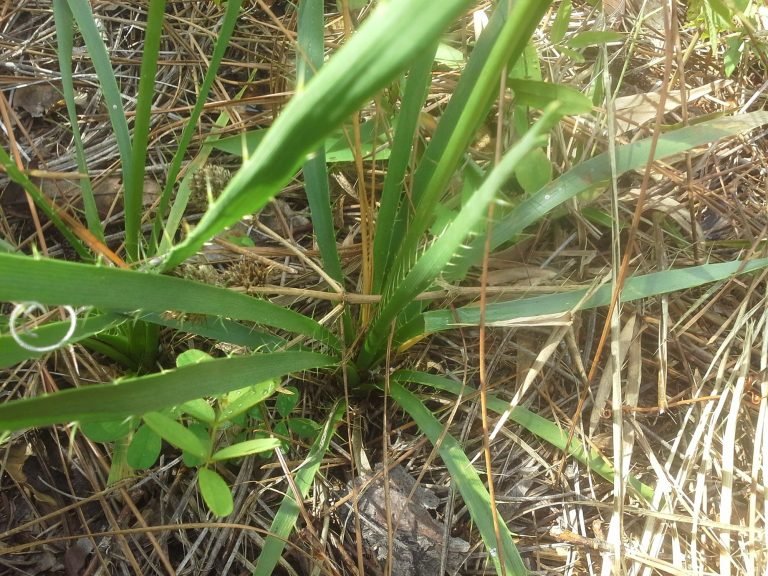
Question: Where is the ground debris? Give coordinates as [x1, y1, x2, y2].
[348, 463, 469, 576]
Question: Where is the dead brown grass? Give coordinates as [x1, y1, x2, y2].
[1, 1, 767, 575]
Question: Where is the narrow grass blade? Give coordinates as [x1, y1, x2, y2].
[138, 312, 284, 351]
[80, 333, 139, 369]
[357, 108, 558, 369]
[160, 0, 477, 271]
[0, 313, 123, 368]
[389, 381, 527, 575]
[150, 0, 243, 253]
[298, 0, 343, 283]
[372, 44, 436, 293]
[252, 399, 345, 576]
[157, 110, 235, 254]
[386, 0, 553, 288]
[0, 351, 336, 429]
[0, 238, 16, 253]
[124, 0, 166, 260]
[391, 370, 655, 502]
[212, 121, 390, 163]
[0, 148, 89, 259]
[486, 111, 768, 254]
[296, 0, 356, 346]
[52, 0, 103, 240]
[424, 257, 768, 332]
[66, 0, 134, 239]
[0, 253, 339, 349]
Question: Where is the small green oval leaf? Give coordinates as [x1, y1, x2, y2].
[198, 467, 233, 516]
[274, 420, 290, 452]
[286, 417, 321, 439]
[507, 79, 592, 116]
[181, 398, 216, 424]
[176, 349, 214, 367]
[80, 419, 132, 442]
[275, 386, 300, 418]
[515, 147, 552, 194]
[218, 380, 279, 422]
[127, 424, 161, 469]
[211, 438, 282, 462]
[143, 412, 207, 459]
[182, 422, 209, 467]
[565, 30, 625, 49]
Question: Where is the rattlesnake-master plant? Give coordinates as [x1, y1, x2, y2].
[2, 1, 768, 574]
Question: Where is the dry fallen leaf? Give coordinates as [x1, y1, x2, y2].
[64, 538, 94, 576]
[1, 176, 161, 220]
[349, 463, 469, 576]
[612, 80, 733, 134]
[13, 82, 62, 118]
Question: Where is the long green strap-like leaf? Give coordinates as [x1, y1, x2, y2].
[298, 0, 341, 281]
[252, 399, 346, 576]
[138, 312, 284, 351]
[66, 0, 134, 243]
[391, 370, 655, 502]
[485, 111, 768, 255]
[0, 352, 336, 429]
[124, 0, 166, 261]
[357, 107, 558, 369]
[297, 0, 356, 347]
[159, 0, 476, 271]
[150, 0, 243, 253]
[385, 0, 553, 289]
[423, 257, 768, 332]
[389, 381, 527, 575]
[52, 0, 103, 240]
[372, 44, 436, 293]
[0, 253, 339, 349]
[0, 313, 124, 369]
